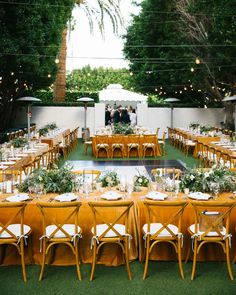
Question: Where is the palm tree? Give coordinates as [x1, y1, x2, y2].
[53, 0, 123, 102]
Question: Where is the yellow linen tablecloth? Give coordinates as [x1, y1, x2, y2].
[0, 191, 236, 266]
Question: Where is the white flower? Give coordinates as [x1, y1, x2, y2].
[190, 175, 195, 180]
[204, 172, 210, 178]
[138, 178, 143, 183]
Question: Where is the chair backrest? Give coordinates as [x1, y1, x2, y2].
[82, 128, 90, 141]
[126, 134, 140, 144]
[37, 202, 82, 239]
[142, 134, 157, 145]
[88, 201, 134, 239]
[190, 200, 236, 239]
[143, 200, 188, 238]
[72, 169, 101, 183]
[151, 168, 182, 180]
[94, 135, 109, 145]
[0, 202, 27, 240]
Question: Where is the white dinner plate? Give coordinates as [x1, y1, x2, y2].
[188, 192, 211, 200]
[54, 193, 77, 202]
[145, 191, 168, 201]
[6, 193, 29, 202]
[101, 191, 122, 200]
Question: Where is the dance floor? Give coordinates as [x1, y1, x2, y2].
[66, 159, 186, 179]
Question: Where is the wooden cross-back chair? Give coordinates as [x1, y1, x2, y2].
[37, 201, 82, 281]
[88, 200, 134, 281]
[82, 128, 92, 155]
[94, 135, 110, 158]
[126, 134, 141, 158]
[158, 131, 167, 156]
[142, 200, 188, 279]
[188, 200, 236, 280]
[110, 134, 125, 158]
[142, 134, 160, 157]
[0, 202, 31, 282]
[151, 168, 183, 180]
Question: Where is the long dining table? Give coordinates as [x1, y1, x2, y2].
[1, 190, 236, 267]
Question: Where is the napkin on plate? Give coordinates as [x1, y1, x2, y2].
[188, 192, 211, 200]
[146, 191, 168, 200]
[101, 191, 121, 200]
[54, 193, 77, 202]
[6, 193, 29, 202]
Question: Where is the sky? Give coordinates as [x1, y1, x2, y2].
[66, 0, 141, 71]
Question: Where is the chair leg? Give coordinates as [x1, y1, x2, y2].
[75, 242, 82, 281]
[143, 238, 150, 280]
[90, 242, 97, 281]
[177, 240, 184, 279]
[124, 238, 132, 280]
[20, 240, 27, 283]
[185, 245, 190, 264]
[0, 244, 6, 264]
[39, 240, 47, 281]
[226, 240, 234, 280]
[191, 238, 198, 280]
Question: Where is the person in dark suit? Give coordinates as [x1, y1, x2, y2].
[120, 109, 131, 124]
[105, 105, 111, 125]
[113, 106, 121, 124]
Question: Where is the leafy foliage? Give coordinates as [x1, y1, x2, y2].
[98, 171, 120, 187]
[0, 0, 75, 131]
[12, 137, 28, 148]
[66, 66, 135, 93]
[123, 0, 236, 105]
[113, 123, 134, 135]
[179, 166, 236, 193]
[18, 165, 79, 194]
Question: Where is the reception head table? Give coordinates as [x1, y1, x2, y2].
[1, 189, 236, 267]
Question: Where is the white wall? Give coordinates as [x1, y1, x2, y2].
[145, 107, 225, 136]
[13, 105, 226, 138]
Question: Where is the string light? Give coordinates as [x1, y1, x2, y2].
[195, 58, 201, 64]
[55, 58, 59, 64]
[47, 74, 51, 78]
[191, 67, 195, 72]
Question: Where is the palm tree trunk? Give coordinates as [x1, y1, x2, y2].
[53, 28, 67, 102]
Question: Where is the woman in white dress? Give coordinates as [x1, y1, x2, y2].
[129, 109, 137, 127]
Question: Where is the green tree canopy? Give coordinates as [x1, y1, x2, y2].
[66, 65, 135, 92]
[123, 0, 236, 106]
[0, 0, 74, 131]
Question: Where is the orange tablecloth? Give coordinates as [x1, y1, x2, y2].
[0, 191, 236, 266]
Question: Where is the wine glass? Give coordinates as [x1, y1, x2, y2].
[210, 182, 220, 200]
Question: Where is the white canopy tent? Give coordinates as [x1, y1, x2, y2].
[99, 84, 147, 107]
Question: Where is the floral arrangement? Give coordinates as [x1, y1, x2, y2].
[179, 165, 236, 193]
[98, 171, 120, 187]
[113, 123, 134, 135]
[133, 173, 150, 187]
[12, 137, 28, 148]
[39, 122, 57, 136]
[18, 165, 79, 194]
[189, 122, 200, 129]
[199, 125, 215, 134]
